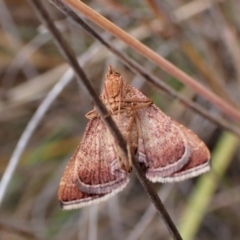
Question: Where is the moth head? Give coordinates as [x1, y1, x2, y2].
[104, 65, 123, 99]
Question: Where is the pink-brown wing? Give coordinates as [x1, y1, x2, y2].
[58, 118, 128, 210]
[162, 121, 210, 182]
[136, 104, 191, 182]
[136, 104, 210, 182]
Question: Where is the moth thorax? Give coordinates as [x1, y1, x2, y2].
[105, 77, 122, 98]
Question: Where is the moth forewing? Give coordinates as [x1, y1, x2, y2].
[161, 121, 211, 182]
[136, 104, 210, 183]
[58, 117, 129, 209]
[136, 105, 191, 181]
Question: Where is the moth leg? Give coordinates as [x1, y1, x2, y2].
[135, 113, 149, 167]
[108, 130, 123, 171]
[114, 141, 123, 170]
[109, 103, 151, 116]
[124, 109, 136, 172]
[129, 98, 152, 110]
[110, 159, 129, 178]
[110, 133, 131, 172]
[85, 108, 99, 119]
[113, 111, 135, 172]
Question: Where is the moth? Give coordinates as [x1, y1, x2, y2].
[58, 66, 210, 210]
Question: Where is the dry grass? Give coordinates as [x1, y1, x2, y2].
[0, 0, 240, 239]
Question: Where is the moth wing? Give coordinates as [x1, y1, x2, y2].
[136, 104, 210, 182]
[58, 118, 129, 210]
[163, 121, 210, 181]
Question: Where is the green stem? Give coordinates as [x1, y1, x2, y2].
[178, 132, 239, 240]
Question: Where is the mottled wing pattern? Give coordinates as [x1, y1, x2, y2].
[136, 104, 209, 182]
[58, 118, 129, 210]
[136, 104, 191, 182]
[163, 121, 210, 181]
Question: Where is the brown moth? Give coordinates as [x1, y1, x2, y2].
[58, 66, 210, 210]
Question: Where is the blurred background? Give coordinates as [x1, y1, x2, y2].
[0, 0, 240, 239]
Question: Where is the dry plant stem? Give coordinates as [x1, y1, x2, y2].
[50, 0, 240, 137]
[28, 1, 183, 240]
[0, 1, 238, 210]
[209, 2, 240, 90]
[157, 2, 237, 108]
[145, 1, 235, 107]
[63, 0, 240, 124]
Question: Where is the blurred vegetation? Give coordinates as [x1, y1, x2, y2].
[0, 0, 240, 240]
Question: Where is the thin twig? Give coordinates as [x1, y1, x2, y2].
[27, 1, 183, 239]
[62, 0, 240, 124]
[50, 0, 240, 137]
